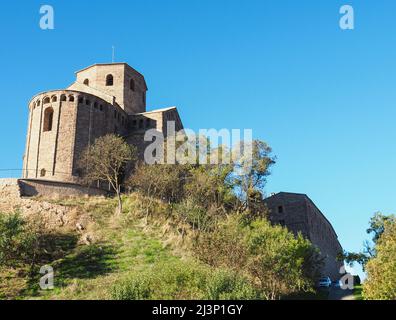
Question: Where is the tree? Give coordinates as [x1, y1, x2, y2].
[184, 163, 236, 212]
[363, 221, 396, 300]
[79, 134, 136, 215]
[128, 162, 188, 203]
[232, 140, 276, 212]
[343, 212, 396, 270]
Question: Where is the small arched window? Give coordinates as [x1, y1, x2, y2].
[106, 74, 114, 86]
[43, 107, 54, 132]
[83, 79, 89, 86]
[130, 79, 135, 91]
[40, 169, 46, 177]
[51, 96, 57, 102]
[43, 97, 50, 104]
[69, 95, 75, 102]
[36, 100, 41, 106]
[78, 96, 84, 104]
[60, 94, 67, 102]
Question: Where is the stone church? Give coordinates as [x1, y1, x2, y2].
[22, 63, 183, 191]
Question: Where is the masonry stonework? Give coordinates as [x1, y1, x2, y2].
[263, 192, 344, 280]
[22, 63, 183, 187]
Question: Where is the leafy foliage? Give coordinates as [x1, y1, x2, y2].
[196, 216, 323, 300]
[342, 212, 396, 270]
[0, 213, 41, 271]
[363, 220, 396, 300]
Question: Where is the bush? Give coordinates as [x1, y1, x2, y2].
[0, 212, 40, 269]
[205, 269, 257, 300]
[174, 200, 216, 232]
[111, 275, 151, 300]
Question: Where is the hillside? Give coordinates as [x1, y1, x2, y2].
[0, 174, 326, 300]
[1, 193, 203, 300]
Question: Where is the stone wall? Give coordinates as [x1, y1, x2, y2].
[24, 90, 130, 184]
[0, 178, 89, 230]
[264, 192, 344, 281]
[18, 179, 109, 198]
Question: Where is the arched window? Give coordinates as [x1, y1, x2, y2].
[60, 94, 67, 102]
[69, 95, 75, 102]
[130, 79, 135, 91]
[78, 96, 84, 104]
[106, 74, 114, 86]
[40, 169, 46, 177]
[43, 97, 50, 104]
[83, 79, 89, 86]
[43, 107, 54, 132]
[36, 100, 41, 106]
[51, 95, 57, 102]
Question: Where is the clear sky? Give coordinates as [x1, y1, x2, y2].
[1, 1, 395, 280]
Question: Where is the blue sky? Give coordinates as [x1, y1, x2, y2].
[1, 1, 395, 280]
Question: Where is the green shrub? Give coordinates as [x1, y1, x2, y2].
[174, 200, 216, 232]
[111, 275, 152, 300]
[205, 269, 257, 300]
[0, 212, 40, 269]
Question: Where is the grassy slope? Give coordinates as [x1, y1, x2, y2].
[1, 194, 329, 300]
[3, 194, 192, 300]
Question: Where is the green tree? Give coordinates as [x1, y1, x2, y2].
[129, 162, 188, 203]
[343, 213, 396, 270]
[232, 140, 276, 212]
[184, 163, 235, 212]
[79, 134, 136, 215]
[363, 221, 396, 300]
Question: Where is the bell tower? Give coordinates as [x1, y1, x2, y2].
[69, 63, 148, 114]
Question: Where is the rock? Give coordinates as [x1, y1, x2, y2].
[83, 234, 93, 245]
[76, 222, 85, 231]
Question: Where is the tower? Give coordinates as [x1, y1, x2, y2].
[68, 63, 148, 115]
